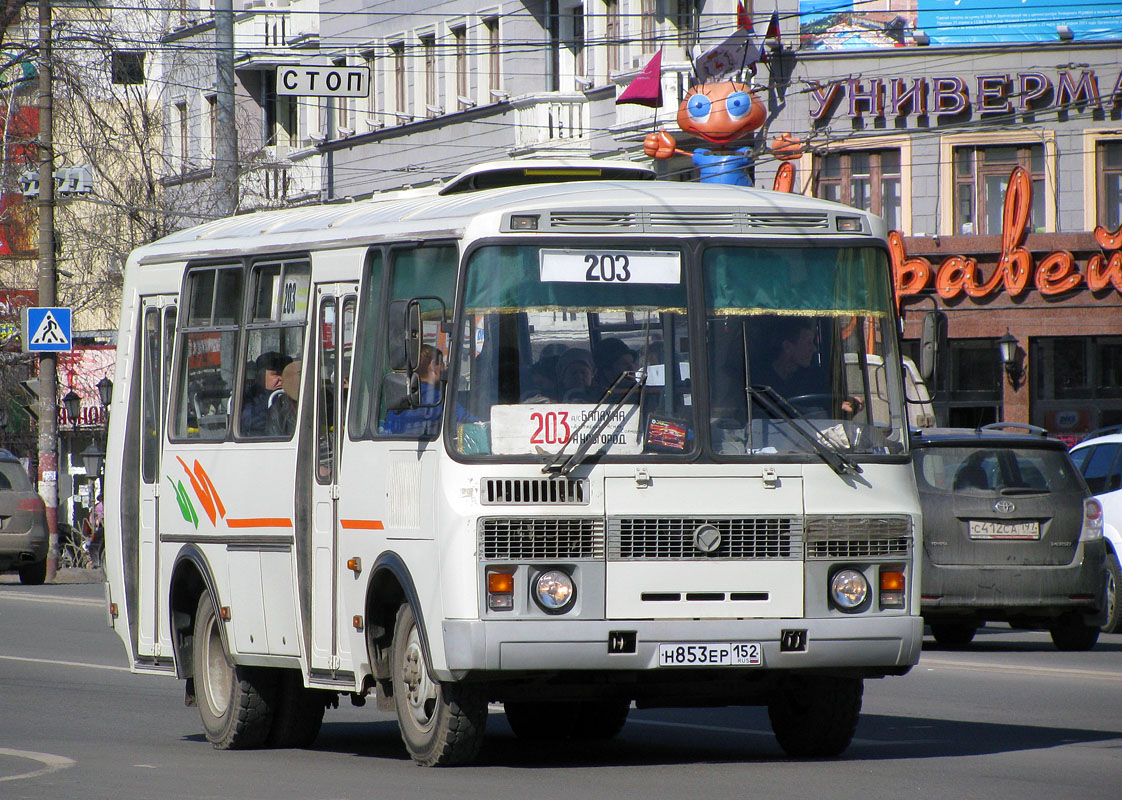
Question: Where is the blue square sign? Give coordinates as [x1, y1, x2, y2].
[22, 307, 72, 352]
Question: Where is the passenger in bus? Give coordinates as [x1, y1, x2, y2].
[267, 360, 301, 437]
[594, 337, 639, 396]
[753, 318, 863, 416]
[557, 348, 598, 402]
[241, 351, 293, 436]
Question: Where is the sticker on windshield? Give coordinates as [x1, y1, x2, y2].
[539, 249, 681, 285]
[490, 404, 642, 456]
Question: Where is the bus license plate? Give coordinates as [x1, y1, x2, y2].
[658, 642, 762, 667]
[968, 520, 1040, 540]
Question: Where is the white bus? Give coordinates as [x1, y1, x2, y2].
[104, 160, 923, 766]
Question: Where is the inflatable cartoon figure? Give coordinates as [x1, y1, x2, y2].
[643, 81, 766, 186]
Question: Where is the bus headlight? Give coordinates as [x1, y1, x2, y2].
[532, 569, 576, 614]
[830, 569, 869, 612]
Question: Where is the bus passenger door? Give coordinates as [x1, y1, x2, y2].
[308, 286, 357, 673]
[137, 297, 176, 661]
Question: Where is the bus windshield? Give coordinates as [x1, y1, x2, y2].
[449, 242, 906, 459]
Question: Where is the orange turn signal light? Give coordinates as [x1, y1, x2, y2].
[488, 572, 514, 594]
[880, 570, 905, 591]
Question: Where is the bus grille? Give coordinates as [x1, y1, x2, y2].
[481, 477, 588, 505]
[607, 517, 800, 560]
[804, 516, 912, 559]
[480, 518, 605, 560]
[545, 210, 831, 233]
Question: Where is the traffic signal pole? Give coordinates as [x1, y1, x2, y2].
[37, 0, 60, 581]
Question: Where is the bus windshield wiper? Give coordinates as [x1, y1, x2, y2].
[746, 385, 862, 478]
[542, 369, 645, 476]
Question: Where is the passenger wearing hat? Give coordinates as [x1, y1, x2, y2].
[557, 348, 597, 402]
[594, 337, 637, 389]
[267, 360, 302, 437]
[241, 351, 294, 436]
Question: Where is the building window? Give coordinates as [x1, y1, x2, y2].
[605, 0, 620, 76]
[421, 34, 438, 116]
[391, 42, 406, 119]
[334, 59, 351, 134]
[452, 26, 468, 103]
[953, 144, 1044, 236]
[674, 0, 701, 47]
[1033, 336, 1122, 433]
[571, 4, 585, 83]
[640, 0, 657, 54]
[814, 150, 901, 231]
[1097, 141, 1122, 230]
[206, 95, 217, 158]
[111, 50, 144, 85]
[175, 101, 188, 171]
[265, 85, 297, 149]
[364, 52, 378, 124]
[484, 17, 500, 99]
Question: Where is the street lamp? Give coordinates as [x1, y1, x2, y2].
[997, 330, 1024, 389]
[61, 390, 81, 426]
[80, 441, 105, 479]
[97, 376, 113, 407]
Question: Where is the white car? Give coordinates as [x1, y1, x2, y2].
[1069, 428, 1122, 633]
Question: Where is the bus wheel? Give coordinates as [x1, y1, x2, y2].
[767, 675, 863, 758]
[266, 670, 327, 748]
[930, 622, 977, 646]
[503, 701, 577, 739]
[193, 592, 277, 749]
[391, 603, 486, 766]
[573, 699, 630, 740]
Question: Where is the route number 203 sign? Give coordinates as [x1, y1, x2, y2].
[490, 404, 643, 456]
[539, 249, 681, 285]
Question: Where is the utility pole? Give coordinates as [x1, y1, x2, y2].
[36, 0, 59, 580]
[214, 0, 237, 216]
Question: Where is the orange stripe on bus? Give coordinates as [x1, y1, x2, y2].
[225, 518, 293, 529]
[340, 519, 385, 530]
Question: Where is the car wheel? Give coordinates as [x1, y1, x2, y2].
[1103, 553, 1122, 634]
[930, 622, 977, 646]
[1050, 614, 1100, 651]
[391, 603, 487, 766]
[18, 559, 47, 585]
[192, 592, 277, 749]
[767, 675, 863, 758]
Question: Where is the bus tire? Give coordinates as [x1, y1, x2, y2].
[193, 591, 277, 749]
[266, 670, 327, 749]
[930, 622, 977, 646]
[573, 699, 630, 740]
[391, 603, 486, 766]
[503, 699, 629, 740]
[767, 675, 863, 758]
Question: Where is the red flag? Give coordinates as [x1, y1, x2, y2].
[736, 1, 753, 31]
[765, 10, 781, 43]
[616, 48, 663, 108]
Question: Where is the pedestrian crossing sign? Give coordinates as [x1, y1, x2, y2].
[22, 306, 72, 353]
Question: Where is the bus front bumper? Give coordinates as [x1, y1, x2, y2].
[439, 615, 922, 681]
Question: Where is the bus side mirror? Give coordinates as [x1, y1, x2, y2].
[919, 310, 946, 383]
[387, 299, 422, 372]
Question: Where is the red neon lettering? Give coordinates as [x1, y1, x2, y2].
[935, 255, 978, 298]
[1035, 251, 1082, 295]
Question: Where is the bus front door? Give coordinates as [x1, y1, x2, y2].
[136, 296, 176, 664]
[308, 285, 356, 677]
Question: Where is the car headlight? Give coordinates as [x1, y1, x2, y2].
[533, 569, 576, 614]
[830, 569, 869, 612]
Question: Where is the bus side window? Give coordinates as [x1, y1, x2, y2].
[172, 266, 242, 441]
[375, 245, 457, 439]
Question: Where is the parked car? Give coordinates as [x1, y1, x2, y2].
[0, 449, 49, 585]
[912, 424, 1106, 650]
[1068, 426, 1122, 633]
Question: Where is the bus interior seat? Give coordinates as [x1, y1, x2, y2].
[192, 391, 229, 435]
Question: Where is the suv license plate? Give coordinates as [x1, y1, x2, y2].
[968, 520, 1040, 539]
[658, 642, 762, 667]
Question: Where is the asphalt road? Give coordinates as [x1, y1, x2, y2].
[2, 574, 1120, 800]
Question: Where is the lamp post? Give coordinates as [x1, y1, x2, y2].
[80, 441, 104, 481]
[61, 390, 80, 427]
[997, 330, 1024, 390]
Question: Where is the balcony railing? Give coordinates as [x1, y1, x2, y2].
[511, 93, 590, 153]
[239, 148, 321, 209]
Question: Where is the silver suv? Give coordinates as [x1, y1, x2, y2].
[912, 424, 1107, 650]
[1068, 426, 1122, 633]
[0, 449, 49, 584]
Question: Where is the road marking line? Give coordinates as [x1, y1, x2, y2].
[0, 593, 103, 608]
[921, 655, 1120, 681]
[0, 748, 76, 783]
[0, 654, 129, 673]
